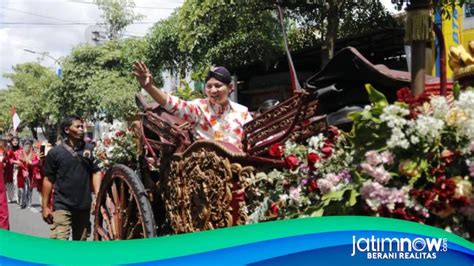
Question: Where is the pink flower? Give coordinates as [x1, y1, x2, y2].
[326, 173, 342, 185]
[289, 186, 301, 202]
[317, 179, 332, 194]
[360, 163, 374, 173]
[381, 151, 395, 165]
[365, 151, 382, 166]
[469, 162, 474, 177]
[470, 141, 474, 152]
[373, 166, 391, 184]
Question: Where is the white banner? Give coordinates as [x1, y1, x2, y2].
[12, 112, 20, 131]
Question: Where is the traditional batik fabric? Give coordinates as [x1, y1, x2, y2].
[164, 95, 252, 150]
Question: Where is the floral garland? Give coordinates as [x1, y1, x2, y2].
[94, 122, 140, 169]
[249, 85, 473, 240]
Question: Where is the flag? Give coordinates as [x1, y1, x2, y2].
[11, 106, 21, 132]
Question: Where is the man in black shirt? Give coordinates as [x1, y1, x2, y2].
[42, 115, 102, 240]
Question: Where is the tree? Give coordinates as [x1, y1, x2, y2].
[1, 63, 60, 140]
[286, 0, 399, 65]
[166, 0, 401, 74]
[57, 38, 151, 121]
[147, 12, 190, 80]
[177, 0, 283, 73]
[94, 0, 144, 40]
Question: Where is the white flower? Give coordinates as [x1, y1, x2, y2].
[413, 115, 444, 143]
[430, 96, 449, 119]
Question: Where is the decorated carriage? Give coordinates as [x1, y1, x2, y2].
[92, 47, 439, 240]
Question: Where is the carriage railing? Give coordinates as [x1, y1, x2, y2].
[242, 91, 327, 156]
[135, 94, 193, 165]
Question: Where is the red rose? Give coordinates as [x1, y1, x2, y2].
[451, 196, 470, 208]
[115, 130, 125, 137]
[396, 87, 413, 103]
[307, 152, 320, 169]
[269, 143, 284, 158]
[285, 155, 300, 170]
[270, 202, 279, 216]
[103, 138, 112, 146]
[321, 146, 333, 159]
[326, 126, 339, 140]
[309, 179, 318, 192]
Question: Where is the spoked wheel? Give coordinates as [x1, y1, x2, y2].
[93, 164, 156, 240]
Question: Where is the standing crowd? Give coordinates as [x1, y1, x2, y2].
[0, 136, 46, 231]
[0, 115, 102, 241]
[0, 63, 254, 240]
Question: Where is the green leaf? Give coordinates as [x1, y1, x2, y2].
[347, 189, 359, 207]
[453, 82, 461, 100]
[321, 189, 346, 202]
[310, 208, 325, 217]
[365, 83, 388, 108]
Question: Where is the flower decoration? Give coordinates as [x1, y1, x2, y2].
[94, 122, 140, 169]
[248, 85, 474, 241]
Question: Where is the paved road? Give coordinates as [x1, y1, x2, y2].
[7, 191, 94, 240]
[7, 190, 49, 238]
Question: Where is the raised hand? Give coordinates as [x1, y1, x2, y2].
[133, 61, 154, 90]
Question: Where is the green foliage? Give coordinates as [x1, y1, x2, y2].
[172, 79, 205, 101]
[57, 39, 152, 121]
[144, 0, 402, 81]
[177, 0, 283, 72]
[94, 0, 144, 40]
[1, 63, 60, 136]
[305, 185, 359, 217]
[146, 12, 190, 79]
[287, 0, 401, 50]
[453, 82, 461, 100]
[347, 84, 391, 158]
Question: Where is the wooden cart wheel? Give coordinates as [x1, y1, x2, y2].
[93, 164, 156, 240]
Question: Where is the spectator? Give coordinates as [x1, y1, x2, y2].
[0, 143, 10, 230]
[5, 136, 21, 205]
[42, 115, 102, 240]
[14, 140, 40, 209]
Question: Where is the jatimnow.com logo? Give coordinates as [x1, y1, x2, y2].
[351, 235, 448, 260]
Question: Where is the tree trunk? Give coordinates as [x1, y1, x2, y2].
[29, 124, 38, 140]
[44, 123, 58, 145]
[321, 0, 341, 67]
